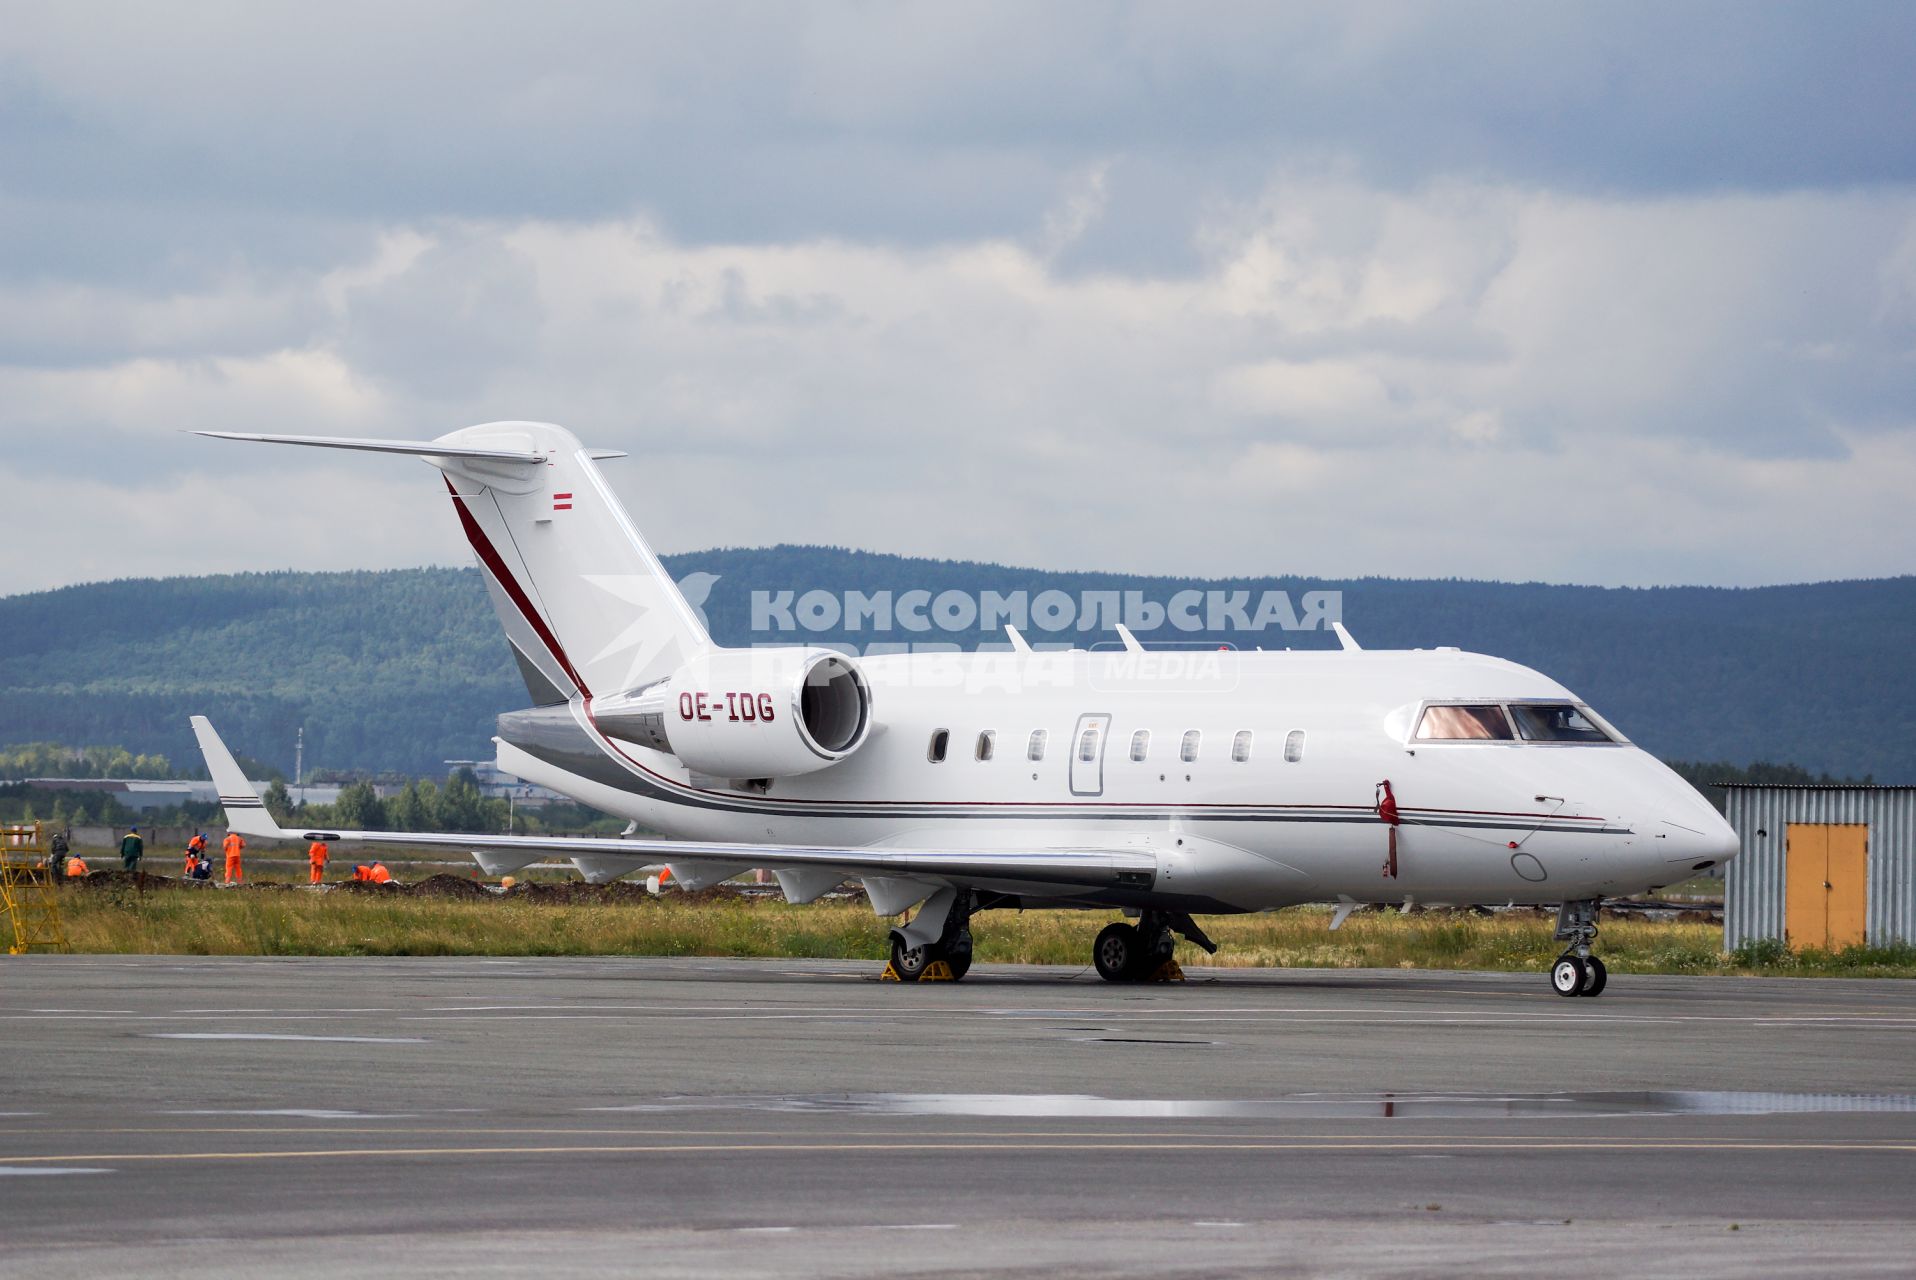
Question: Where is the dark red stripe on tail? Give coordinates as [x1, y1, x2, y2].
[444, 478, 592, 698]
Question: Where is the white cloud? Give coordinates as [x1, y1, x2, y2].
[2, 169, 1915, 593]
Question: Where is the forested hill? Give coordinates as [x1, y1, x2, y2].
[0, 551, 1910, 780]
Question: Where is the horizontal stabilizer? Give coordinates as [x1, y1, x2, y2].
[192, 431, 546, 464]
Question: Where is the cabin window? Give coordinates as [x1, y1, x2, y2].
[1180, 730, 1201, 763]
[1078, 726, 1101, 762]
[1129, 729, 1150, 762]
[975, 730, 996, 761]
[1027, 729, 1048, 762]
[1231, 730, 1253, 763]
[1415, 704, 1514, 741]
[1283, 729, 1306, 763]
[1509, 703, 1618, 744]
[927, 729, 950, 762]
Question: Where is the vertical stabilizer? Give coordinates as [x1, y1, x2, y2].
[194, 422, 712, 704]
[434, 422, 710, 702]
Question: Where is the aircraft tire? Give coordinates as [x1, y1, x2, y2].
[1581, 956, 1608, 996]
[944, 931, 973, 981]
[1094, 923, 1139, 982]
[890, 932, 934, 982]
[1550, 955, 1587, 997]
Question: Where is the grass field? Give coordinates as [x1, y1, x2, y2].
[39, 885, 1916, 978]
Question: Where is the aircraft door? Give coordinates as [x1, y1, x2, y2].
[1069, 712, 1113, 797]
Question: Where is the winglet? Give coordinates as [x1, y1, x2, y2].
[1332, 621, 1362, 651]
[1004, 625, 1032, 654]
[189, 716, 287, 839]
[1114, 623, 1146, 654]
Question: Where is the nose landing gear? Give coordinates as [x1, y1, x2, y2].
[1550, 899, 1608, 997]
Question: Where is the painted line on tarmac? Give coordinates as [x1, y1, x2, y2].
[144, 1033, 428, 1044]
[6, 1137, 1916, 1164]
[15, 1125, 1915, 1144]
[0, 1166, 113, 1176]
[162, 1103, 421, 1111]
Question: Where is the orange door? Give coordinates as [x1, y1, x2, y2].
[1785, 823, 1869, 951]
[1825, 825, 1869, 949]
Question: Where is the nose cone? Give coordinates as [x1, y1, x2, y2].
[1656, 779, 1741, 871]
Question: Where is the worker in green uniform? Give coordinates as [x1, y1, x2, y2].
[120, 826, 145, 873]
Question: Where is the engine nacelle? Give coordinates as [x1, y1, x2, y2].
[594, 648, 872, 779]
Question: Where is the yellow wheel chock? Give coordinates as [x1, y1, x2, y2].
[1147, 959, 1186, 982]
[879, 959, 957, 982]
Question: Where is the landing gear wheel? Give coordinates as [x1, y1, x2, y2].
[1581, 955, 1608, 997]
[890, 932, 935, 983]
[1093, 923, 1139, 982]
[944, 930, 974, 981]
[1551, 954, 1587, 997]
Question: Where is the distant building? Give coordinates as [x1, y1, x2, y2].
[1723, 784, 1916, 951]
[443, 760, 567, 808]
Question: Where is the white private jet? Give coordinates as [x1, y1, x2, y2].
[191, 422, 1738, 995]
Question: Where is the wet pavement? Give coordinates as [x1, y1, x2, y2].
[3, 955, 1914, 1277]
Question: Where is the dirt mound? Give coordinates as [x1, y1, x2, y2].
[78, 870, 179, 889]
[669, 884, 749, 905]
[409, 873, 491, 900]
[502, 879, 646, 904]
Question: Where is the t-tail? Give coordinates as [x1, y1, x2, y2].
[196, 423, 712, 704]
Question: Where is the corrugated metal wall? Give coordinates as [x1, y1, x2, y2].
[1724, 788, 1916, 950]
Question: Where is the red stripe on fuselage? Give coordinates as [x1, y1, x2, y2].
[443, 477, 593, 698]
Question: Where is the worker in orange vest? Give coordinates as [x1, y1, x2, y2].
[65, 855, 89, 878]
[307, 838, 329, 885]
[222, 830, 245, 885]
[183, 831, 207, 877]
[352, 861, 393, 884]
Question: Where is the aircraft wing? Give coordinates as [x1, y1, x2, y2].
[190, 717, 1157, 907]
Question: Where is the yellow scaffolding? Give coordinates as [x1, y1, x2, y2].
[1, 822, 70, 954]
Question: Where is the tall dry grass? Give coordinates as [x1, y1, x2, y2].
[42, 887, 1916, 976]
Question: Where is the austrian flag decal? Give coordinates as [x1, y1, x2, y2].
[552, 492, 573, 512]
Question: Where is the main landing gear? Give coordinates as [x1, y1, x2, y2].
[1092, 911, 1217, 983]
[1550, 899, 1608, 998]
[886, 892, 974, 983]
[889, 925, 972, 982]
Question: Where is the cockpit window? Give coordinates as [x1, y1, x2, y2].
[1510, 703, 1617, 743]
[1415, 704, 1514, 741]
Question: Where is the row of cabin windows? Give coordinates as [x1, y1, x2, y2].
[927, 726, 1307, 764]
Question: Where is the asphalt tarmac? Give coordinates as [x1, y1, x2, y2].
[3, 956, 1914, 1278]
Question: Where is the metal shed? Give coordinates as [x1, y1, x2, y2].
[1722, 784, 1916, 952]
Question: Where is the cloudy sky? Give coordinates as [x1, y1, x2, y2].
[5, 1, 1915, 594]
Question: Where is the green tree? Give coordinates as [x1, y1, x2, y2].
[391, 780, 439, 832]
[263, 779, 293, 825]
[438, 770, 489, 832]
[333, 780, 387, 831]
